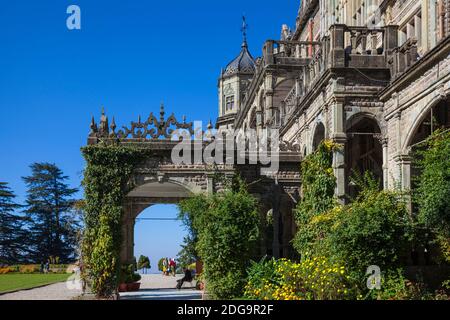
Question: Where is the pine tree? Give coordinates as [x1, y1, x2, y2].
[0, 182, 27, 265]
[23, 163, 80, 263]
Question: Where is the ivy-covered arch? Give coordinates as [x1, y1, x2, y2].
[81, 143, 153, 298]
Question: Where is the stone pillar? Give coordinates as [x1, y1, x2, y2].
[129, 220, 135, 264]
[206, 173, 214, 194]
[264, 40, 275, 65]
[395, 153, 413, 212]
[258, 202, 271, 257]
[271, 184, 281, 259]
[280, 197, 294, 258]
[416, 0, 433, 53]
[384, 25, 399, 56]
[120, 222, 128, 264]
[329, 24, 346, 68]
[265, 73, 274, 125]
[382, 138, 389, 190]
[330, 98, 347, 202]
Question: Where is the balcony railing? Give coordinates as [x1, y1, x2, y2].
[263, 40, 321, 66]
[387, 37, 419, 80]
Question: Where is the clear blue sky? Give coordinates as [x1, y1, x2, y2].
[0, 1, 299, 266]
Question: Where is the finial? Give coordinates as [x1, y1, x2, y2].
[160, 102, 165, 122]
[207, 119, 213, 130]
[241, 15, 248, 47]
[101, 106, 105, 116]
[182, 115, 186, 124]
[90, 116, 98, 135]
[110, 117, 116, 131]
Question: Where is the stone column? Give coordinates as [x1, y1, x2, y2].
[271, 184, 281, 259]
[395, 153, 413, 212]
[206, 173, 214, 194]
[280, 196, 294, 258]
[330, 97, 347, 202]
[258, 201, 271, 257]
[120, 222, 129, 264]
[265, 73, 274, 125]
[382, 138, 389, 190]
[419, 1, 428, 50]
[120, 204, 132, 264]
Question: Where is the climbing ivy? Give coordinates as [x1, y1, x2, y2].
[81, 143, 150, 298]
[293, 140, 340, 257]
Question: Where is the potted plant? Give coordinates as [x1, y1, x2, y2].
[118, 266, 130, 292]
[126, 273, 141, 291]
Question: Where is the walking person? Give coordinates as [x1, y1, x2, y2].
[162, 257, 168, 276]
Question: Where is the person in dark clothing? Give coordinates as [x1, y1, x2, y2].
[176, 268, 193, 289]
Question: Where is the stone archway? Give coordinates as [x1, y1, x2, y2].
[404, 95, 450, 202]
[120, 180, 194, 264]
[345, 114, 383, 198]
[84, 105, 302, 297]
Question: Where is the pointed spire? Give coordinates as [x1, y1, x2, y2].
[207, 119, 213, 130]
[110, 117, 116, 132]
[99, 107, 109, 137]
[241, 15, 248, 48]
[89, 116, 98, 136]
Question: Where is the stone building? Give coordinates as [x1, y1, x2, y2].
[218, 0, 450, 203]
[88, 1, 450, 264]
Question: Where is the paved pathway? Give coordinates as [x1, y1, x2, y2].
[0, 278, 82, 300]
[119, 274, 202, 300]
[0, 274, 201, 300]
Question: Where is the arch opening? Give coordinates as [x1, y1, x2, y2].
[312, 122, 325, 151]
[345, 116, 383, 198]
[408, 96, 450, 148]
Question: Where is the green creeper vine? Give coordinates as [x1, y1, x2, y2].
[293, 140, 340, 258]
[81, 142, 151, 298]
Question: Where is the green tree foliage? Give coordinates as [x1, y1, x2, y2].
[179, 177, 259, 299]
[137, 255, 150, 273]
[81, 144, 150, 298]
[22, 163, 80, 263]
[328, 173, 410, 283]
[293, 141, 339, 257]
[0, 182, 27, 264]
[176, 235, 197, 269]
[158, 257, 165, 272]
[413, 130, 450, 262]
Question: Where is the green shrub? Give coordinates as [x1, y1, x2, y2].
[329, 173, 410, 283]
[367, 269, 432, 300]
[413, 129, 450, 262]
[179, 177, 259, 299]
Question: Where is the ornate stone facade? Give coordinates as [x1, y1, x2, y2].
[87, 1, 450, 264]
[227, 0, 450, 201]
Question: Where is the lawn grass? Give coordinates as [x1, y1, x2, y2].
[0, 273, 70, 294]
